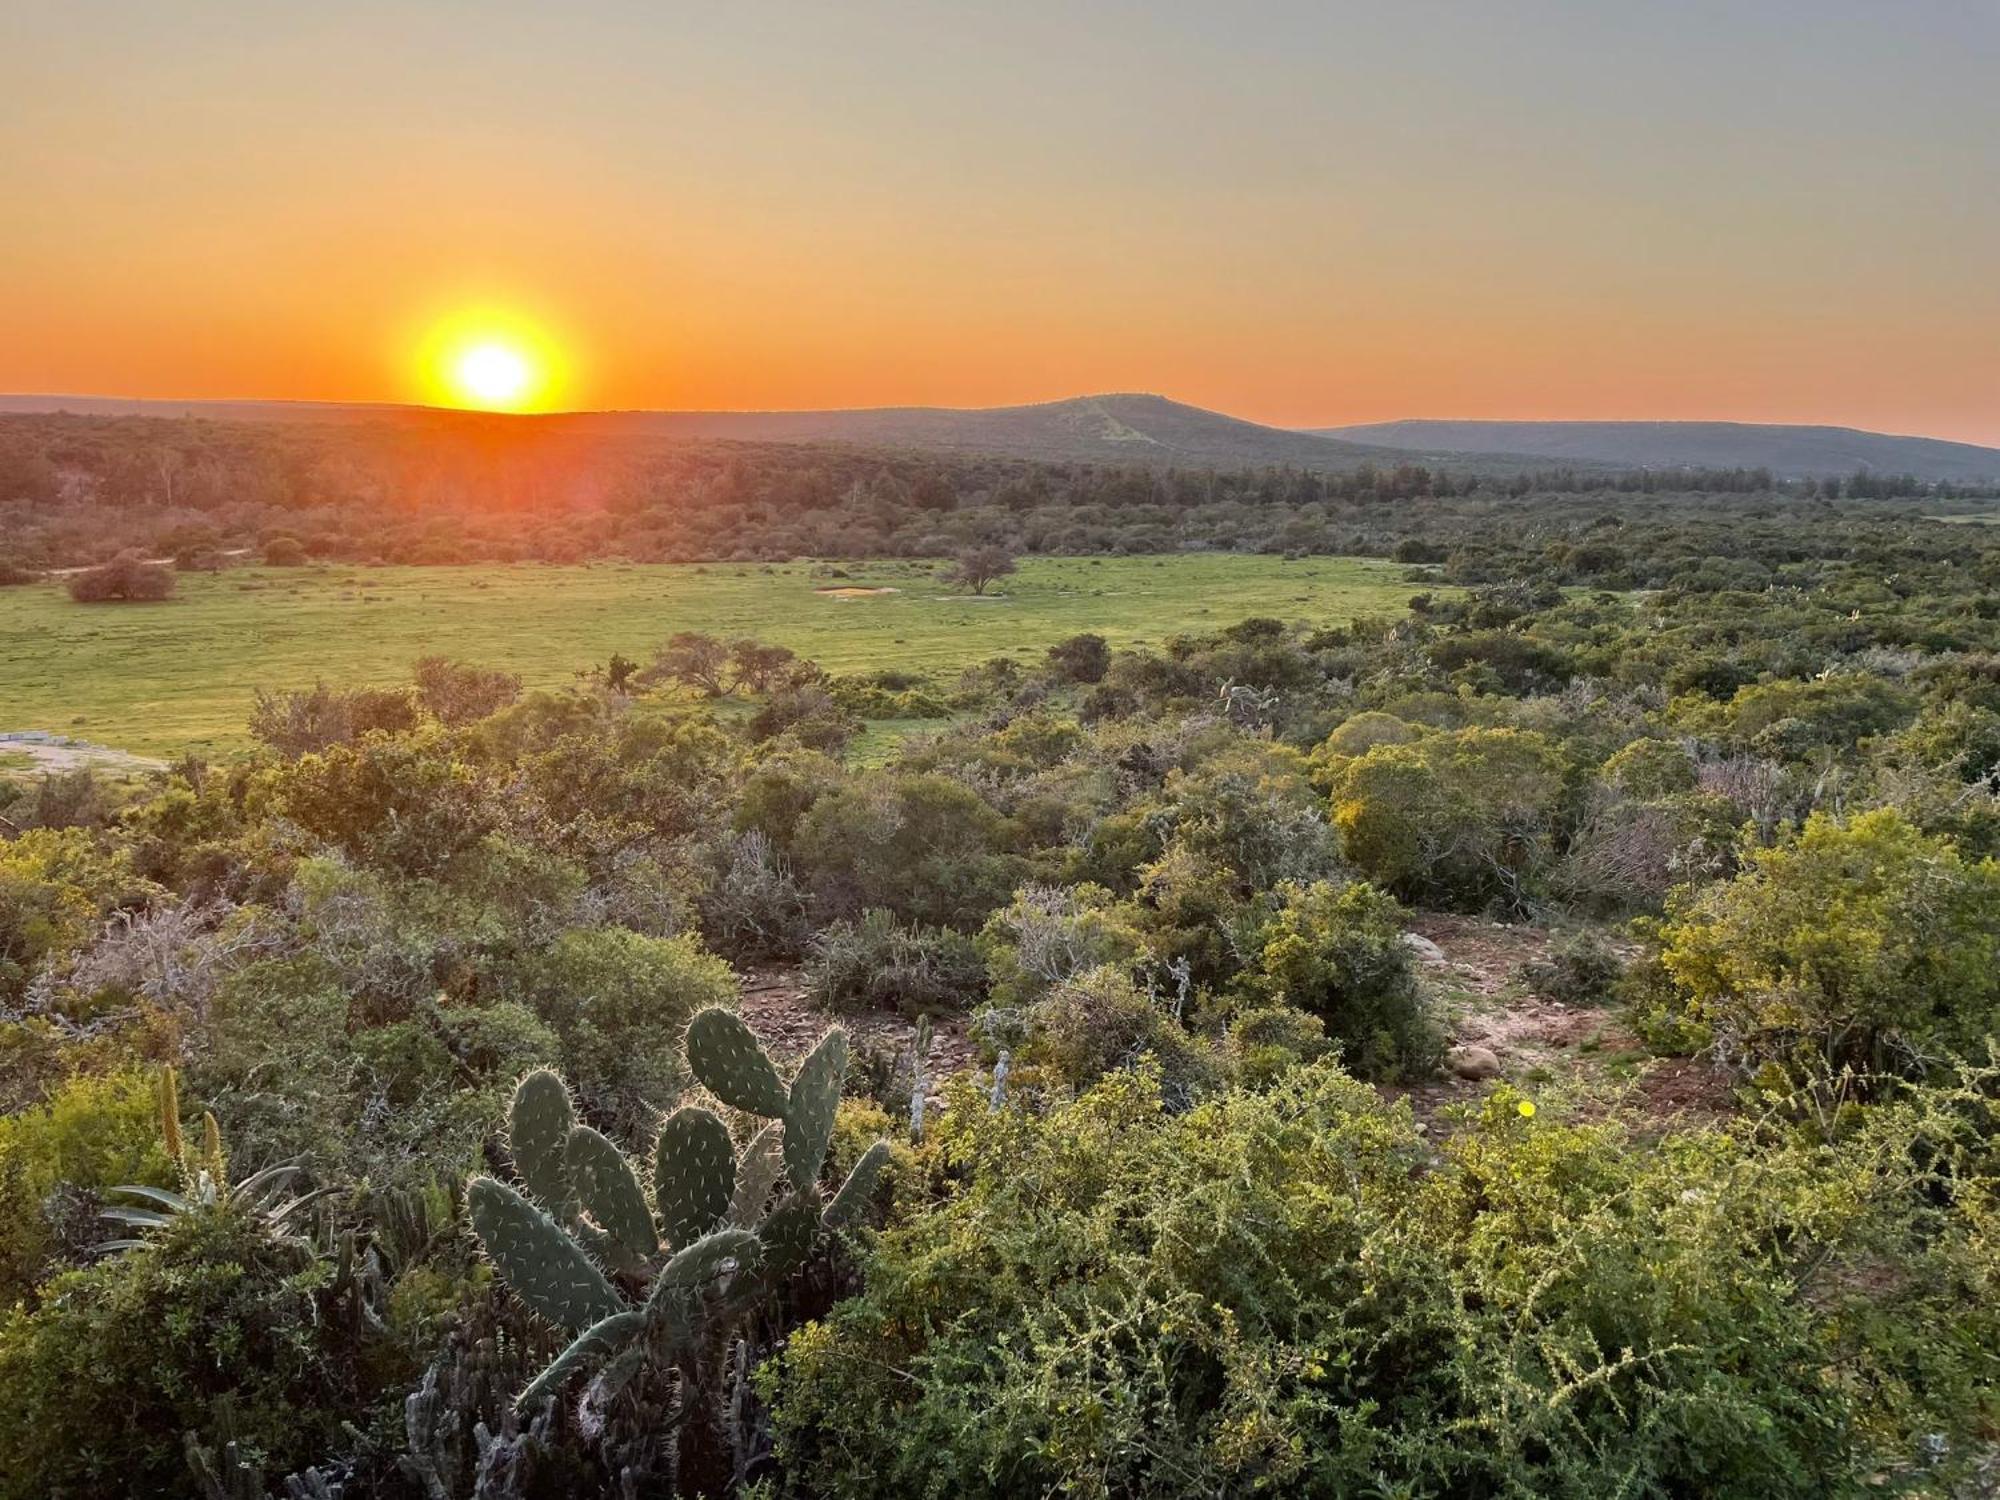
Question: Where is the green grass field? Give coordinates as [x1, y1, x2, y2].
[0, 554, 1428, 758]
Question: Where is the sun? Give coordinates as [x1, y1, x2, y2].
[453, 342, 535, 409]
[415, 310, 568, 412]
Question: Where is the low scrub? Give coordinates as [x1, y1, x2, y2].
[807, 908, 987, 1015]
[771, 1062, 2000, 1499]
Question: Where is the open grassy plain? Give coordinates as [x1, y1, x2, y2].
[0, 553, 1427, 757]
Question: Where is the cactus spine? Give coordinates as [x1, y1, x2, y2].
[467, 1007, 889, 1409]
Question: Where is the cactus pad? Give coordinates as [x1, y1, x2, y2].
[823, 1140, 892, 1228]
[757, 1195, 822, 1279]
[728, 1121, 785, 1227]
[508, 1069, 577, 1219]
[516, 1308, 646, 1410]
[650, 1226, 762, 1308]
[685, 1008, 790, 1117]
[566, 1125, 659, 1259]
[654, 1106, 735, 1251]
[467, 1176, 623, 1333]
[784, 1028, 848, 1192]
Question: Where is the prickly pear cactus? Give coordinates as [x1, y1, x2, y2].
[654, 1226, 763, 1303]
[685, 1008, 791, 1117]
[466, 1014, 887, 1411]
[567, 1124, 659, 1259]
[824, 1140, 892, 1228]
[508, 1069, 577, 1220]
[466, 1176, 622, 1334]
[784, 1029, 848, 1191]
[654, 1106, 734, 1250]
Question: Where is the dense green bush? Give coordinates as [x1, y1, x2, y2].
[0, 828, 155, 1004]
[65, 550, 174, 602]
[975, 882, 1146, 1011]
[1046, 631, 1110, 684]
[0, 1069, 171, 1306]
[1235, 879, 1437, 1079]
[1520, 928, 1626, 1006]
[499, 925, 736, 1134]
[1680, 673, 1917, 756]
[1326, 726, 1569, 909]
[192, 952, 558, 1187]
[0, 1200, 402, 1498]
[1018, 965, 1219, 1106]
[792, 772, 1023, 928]
[770, 1064, 2000, 1500]
[1651, 808, 2000, 1073]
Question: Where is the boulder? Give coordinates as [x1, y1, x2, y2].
[1446, 1044, 1502, 1080]
[1401, 933, 1448, 964]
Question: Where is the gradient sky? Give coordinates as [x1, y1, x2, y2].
[3, 1, 1997, 440]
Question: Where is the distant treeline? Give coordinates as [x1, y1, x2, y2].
[0, 411, 1990, 577]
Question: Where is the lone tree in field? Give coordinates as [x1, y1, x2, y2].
[643, 631, 734, 696]
[948, 546, 1017, 596]
[413, 656, 522, 725]
[730, 638, 798, 693]
[66, 552, 175, 603]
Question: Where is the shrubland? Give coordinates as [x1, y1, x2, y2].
[3, 481, 2000, 1496]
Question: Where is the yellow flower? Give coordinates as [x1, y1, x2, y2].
[1517, 1100, 1536, 1119]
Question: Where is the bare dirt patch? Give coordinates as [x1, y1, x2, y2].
[1396, 912, 1734, 1130]
[0, 732, 166, 775]
[736, 966, 980, 1108]
[814, 586, 899, 599]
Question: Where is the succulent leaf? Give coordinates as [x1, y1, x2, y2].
[757, 1195, 821, 1279]
[649, 1227, 763, 1310]
[685, 1008, 789, 1117]
[728, 1121, 785, 1228]
[467, 1176, 623, 1334]
[509, 1069, 577, 1219]
[516, 1309, 646, 1409]
[784, 1029, 848, 1192]
[822, 1140, 893, 1228]
[566, 1124, 660, 1258]
[654, 1105, 736, 1250]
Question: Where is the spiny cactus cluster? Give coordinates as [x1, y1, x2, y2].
[467, 1006, 890, 1409]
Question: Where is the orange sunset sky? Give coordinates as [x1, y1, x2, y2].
[3, 2, 1996, 442]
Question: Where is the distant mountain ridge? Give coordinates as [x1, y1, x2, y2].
[1315, 419, 2000, 483]
[562, 393, 1431, 470]
[0, 392, 1534, 474]
[7, 393, 1995, 481]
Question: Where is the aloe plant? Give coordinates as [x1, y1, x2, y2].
[98, 1066, 323, 1252]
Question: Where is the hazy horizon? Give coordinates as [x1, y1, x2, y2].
[5, 1, 1996, 443]
[4, 388, 1998, 455]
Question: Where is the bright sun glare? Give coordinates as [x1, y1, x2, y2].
[417, 312, 565, 412]
[454, 342, 534, 408]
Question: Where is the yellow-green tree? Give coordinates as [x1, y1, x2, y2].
[1655, 808, 2000, 1073]
[1326, 727, 1569, 909]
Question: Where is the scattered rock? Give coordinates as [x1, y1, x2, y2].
[1446, 1044, 1503, 1080]
[1401, 932, 1448, 964]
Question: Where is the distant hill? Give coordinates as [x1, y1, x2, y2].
[0, 392, 1531, 474]
[565, 393, 1430, 470]
[23, 393, 1988, 480]
[1313, 419, 2000, 483]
